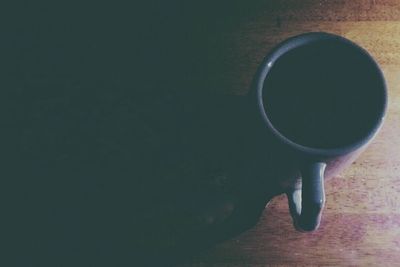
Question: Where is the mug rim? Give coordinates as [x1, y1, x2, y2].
[252, 32, 387, 158]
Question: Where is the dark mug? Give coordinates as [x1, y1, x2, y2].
[247, 32, 387, 231]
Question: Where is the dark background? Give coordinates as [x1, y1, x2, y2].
[2, 1, 272, 266]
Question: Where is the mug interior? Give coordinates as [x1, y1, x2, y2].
[261, 36, 386, 150]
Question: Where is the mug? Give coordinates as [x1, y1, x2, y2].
[246, 32, 387, 231]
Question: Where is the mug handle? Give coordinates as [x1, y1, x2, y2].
[287, 162, 326, 231]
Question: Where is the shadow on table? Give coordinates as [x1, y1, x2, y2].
[6, 90, 282, 266]
[3, 1, 282, 265]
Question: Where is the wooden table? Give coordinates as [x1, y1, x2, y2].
[179, 1, 400, 266]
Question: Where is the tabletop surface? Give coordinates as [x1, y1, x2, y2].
[179, 1, 400, 266]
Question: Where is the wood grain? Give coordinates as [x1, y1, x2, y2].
[180, 0, 400, 266]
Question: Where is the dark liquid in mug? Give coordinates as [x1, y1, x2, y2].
[262, 39, 385, 149]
